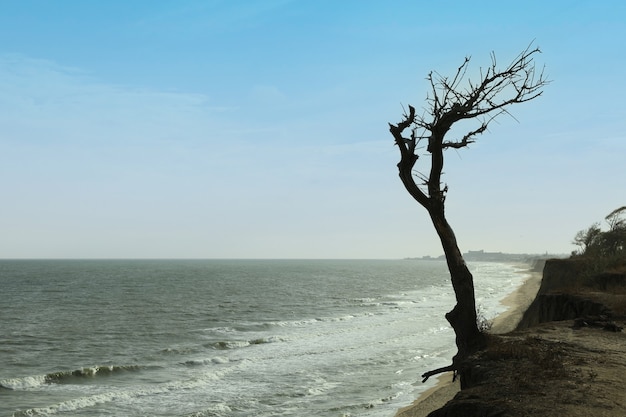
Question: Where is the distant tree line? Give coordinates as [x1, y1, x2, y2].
[572, 206, 626, 264]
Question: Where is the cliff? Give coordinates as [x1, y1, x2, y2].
[425, 258, 626, 417]
[517, 258, 626, 329]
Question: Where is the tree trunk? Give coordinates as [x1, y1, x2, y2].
[428, 205, 485, 374]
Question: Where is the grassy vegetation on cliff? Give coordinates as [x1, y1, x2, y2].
[571, 206, 626, 273]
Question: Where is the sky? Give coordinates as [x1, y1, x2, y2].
[0, 0, 624, 259]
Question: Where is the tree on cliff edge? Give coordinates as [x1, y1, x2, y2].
[389, 45, 547, 384]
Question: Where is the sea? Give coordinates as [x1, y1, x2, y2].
[0, 259, 530, 417]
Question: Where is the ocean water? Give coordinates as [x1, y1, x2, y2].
[0, 259, 529, 417]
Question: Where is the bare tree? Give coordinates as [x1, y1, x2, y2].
[572, 207, 626, 257]
[388, 45, 548, 384]
[605, 206, 626, 231]
[573, 223, 603, 255]
[604, 207, 626, 256]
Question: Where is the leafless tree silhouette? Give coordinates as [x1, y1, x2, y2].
[389, 45, 548, 384]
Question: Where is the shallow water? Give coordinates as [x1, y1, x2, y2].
[0, 259, 528, 417]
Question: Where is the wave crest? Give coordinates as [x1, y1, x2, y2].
[0, 365, 142, 390]
[46, 365, 142, 382]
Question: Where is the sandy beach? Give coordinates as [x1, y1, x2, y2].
[395, 266, 543, 417]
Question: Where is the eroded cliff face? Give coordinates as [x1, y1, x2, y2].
[516, 293, 609, 329]
[516, 258, 626, 330]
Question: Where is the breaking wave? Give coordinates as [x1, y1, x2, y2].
[0, 365, 143, 390]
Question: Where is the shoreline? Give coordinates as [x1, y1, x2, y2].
[394, 265, 543, 417]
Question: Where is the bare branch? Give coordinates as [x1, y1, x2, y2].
[390, 43, 547, 208]
[442, 123, 486, 149]
[395, 44, 547, 160]
[422, 364, 456, 383]
[389, 105, 431, 207]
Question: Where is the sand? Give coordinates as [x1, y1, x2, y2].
[394, 266, 543, 417]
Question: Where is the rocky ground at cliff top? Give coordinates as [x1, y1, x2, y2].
[429, 320, 626, 417]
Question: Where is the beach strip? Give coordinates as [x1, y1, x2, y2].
[395, 266, 543, 417]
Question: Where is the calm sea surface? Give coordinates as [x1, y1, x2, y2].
[0, 259, 528, 417]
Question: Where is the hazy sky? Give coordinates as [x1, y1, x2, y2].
[1, 0, 624, 259]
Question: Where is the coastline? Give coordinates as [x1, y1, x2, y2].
[394, 265, 543, 417]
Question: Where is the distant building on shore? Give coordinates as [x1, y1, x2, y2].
[406, 249, 563, 263]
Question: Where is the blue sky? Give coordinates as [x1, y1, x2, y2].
[1, 0, 624, 259]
